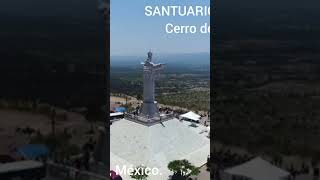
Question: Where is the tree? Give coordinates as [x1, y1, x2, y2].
[137, 94, 142, 101]
[168, 159, 200, 180]
[86, 104, 102, 133]
[130, 165, 149, 180]
[50, 108, 56, 136]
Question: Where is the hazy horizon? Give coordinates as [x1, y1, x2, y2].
[110, 52, 210, 68]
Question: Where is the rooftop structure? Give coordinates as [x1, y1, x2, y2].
[0, 160, 45, 179]
[223, 157, 290, 180]
[180, 111, 202, 122]
[110, 118, 210, 180]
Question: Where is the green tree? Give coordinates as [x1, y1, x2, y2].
[86, 104, 102, 133]
[50, 108, 56, 136]
[137, 94, 142, 101]
[168, 159, 200, 179]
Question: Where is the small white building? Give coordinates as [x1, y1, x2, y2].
[179, 111, 201, 123]
[222, 157, 290, 180]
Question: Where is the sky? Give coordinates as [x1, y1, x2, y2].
[0, 0, 97, 19]
[110, 0, 210, 56]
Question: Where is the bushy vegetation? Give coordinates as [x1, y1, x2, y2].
[157, 90, 210, 112]
[215, 88, 320, 158]
[168, 159, 200, 179]
[111, 66, 210, 112]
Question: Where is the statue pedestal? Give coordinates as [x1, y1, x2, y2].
[140, 101, 160, 119]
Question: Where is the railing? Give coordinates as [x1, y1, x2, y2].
[124, 113, 175, 126]
[46, 162, 108, 180]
